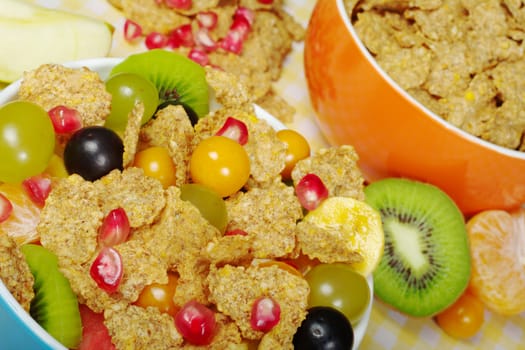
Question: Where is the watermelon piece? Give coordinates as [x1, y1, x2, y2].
[77, 304, 116, 350]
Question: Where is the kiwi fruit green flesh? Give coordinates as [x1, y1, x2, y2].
[364, 178, 471, 317]
[20, 244, 82, 349]
[109, 49, 209, 119]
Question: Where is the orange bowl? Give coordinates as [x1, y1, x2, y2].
[304, 0, 525, 215]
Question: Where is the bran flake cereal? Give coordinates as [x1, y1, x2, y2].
[104, 304, 184, 349]
[0, 235, 34, 312]
[292, 145, 366, 201]
[205, 234, 255, 266]
[38, 174, 102, 265]
[347, 0, 525, 150]
[296, 220, 365, 265]
[18, 64, 111, 127]
[94, 167, 166, 228]
[225, 180, 302, 258]
[207, 264, 309, 349]
[122, 101, 144, 167]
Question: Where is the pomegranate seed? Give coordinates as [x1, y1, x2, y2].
[48, 105, 82, 134]
[219, 30, 244, 54]
[175, 300, 217, 345]
[145, 32, 168, 50]
[167, 32, 183, 48]
[123, 19, 143, 42]
[230, 16, 251, 41]
[168, 24, 194, 48]
[194, 28, 217, 51]
[234, 7, 255, 27]
[90, 247, 123, 294]
[22, 175, 52, 208]
[98, 208, 130, 247]
[224, 229, 248, 236]
[250, 296, 281, 332]
[295, 173, 329, 211]
[215, 117, 249, 145]
[165, 0, 192, 10]
[0, 193, 13, 223]
[196, 11, 218, 30]
[188, 47, 210, 66]
[257, 0, 274, 4]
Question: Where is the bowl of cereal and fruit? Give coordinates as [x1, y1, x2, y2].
[0, 51, 381, 349]
[305, 0, 525, 215]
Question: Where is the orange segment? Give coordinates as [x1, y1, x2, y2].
[0, 183, 41, 244]
[466, 208, 525, 315]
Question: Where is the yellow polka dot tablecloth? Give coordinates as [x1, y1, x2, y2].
[9, 1, 525, 349]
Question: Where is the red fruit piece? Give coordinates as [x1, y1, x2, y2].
[194, 28, 217, 51]
[230, 17, 251, 42]
[48, 105, 82, 134]
[77, 304, 116, 350]
[295, 173, 329, 211]
[250, 296, 280, 332]
[175, 300, 217, 345]
[90, 247, 123, 294]
[257, 0, 274, 4]
[219, 7, 254, 55]
[234, 7, 255, 27]
[123, 19, 143, 42]
[145, 32, 168, 49]
[224, 229, 248, 236]
[98, 208, 130, 247]
[168, 24, 194, 48]
[196, 11, 218, 30]
[219, 31, 244, 54]
[188, 47, 210, 66]
[0, 193, 13, 223]
[165, 0, 192, 10]
[22, 175, 52, 208]
[215, 117, 249, 145]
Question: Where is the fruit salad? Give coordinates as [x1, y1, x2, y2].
[0, 50, 383, 349]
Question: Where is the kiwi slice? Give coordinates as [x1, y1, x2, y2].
[20, 244, 82, 349]
[364, 178, 471, 317]
[109, 49, 209, 119]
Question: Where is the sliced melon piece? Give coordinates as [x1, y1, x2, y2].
[0, 0, 113, 83]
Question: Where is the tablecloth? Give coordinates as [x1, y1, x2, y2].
[17, 0, 525, 349]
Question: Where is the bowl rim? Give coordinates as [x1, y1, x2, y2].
[335, 0, 525, 160]
[0, 56, 373, 350]
[0, 281, 65, 349]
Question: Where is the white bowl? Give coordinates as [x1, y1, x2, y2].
[0, 57, 373, 349]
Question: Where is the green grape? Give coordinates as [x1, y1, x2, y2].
[305, 263, 371, 325]
[180, 183, 228, 233]
[104, 72, 159, 131]
[0, 101, 55, 183]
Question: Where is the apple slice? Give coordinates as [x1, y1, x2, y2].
[0, 0, 114, 83]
